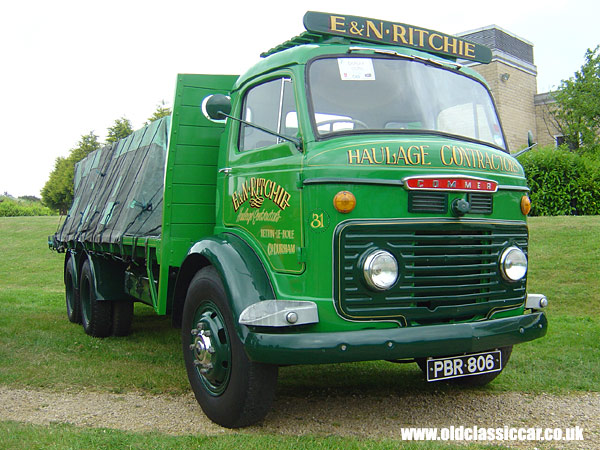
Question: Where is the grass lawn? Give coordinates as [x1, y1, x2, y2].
[0, 215, 598, 448]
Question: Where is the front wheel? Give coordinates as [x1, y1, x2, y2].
[182, 266, 278, 428]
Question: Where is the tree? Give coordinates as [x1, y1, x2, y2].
[547, 46, 600, 153]
[41, 132, 101, 214]
[146, 101, 172, 124]
[106, 117, 134, 143]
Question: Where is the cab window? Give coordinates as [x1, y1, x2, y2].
[240, 77, 297, 151]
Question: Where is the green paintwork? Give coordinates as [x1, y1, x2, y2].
[244, 312, 547, 365]
[190, 301, 232, 395]
[183, 233, 275, 339]
[52, 12, 546, 367]
[334, 219, 528, 324]
[158, 74, 238, 314]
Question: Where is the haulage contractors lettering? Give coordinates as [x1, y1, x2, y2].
[347, 145, 520, 173]
[236, 207, 282, 225]
[232, 177, 291, 212]
[440, 145, 520, 173]
[348, 146, 431, 166]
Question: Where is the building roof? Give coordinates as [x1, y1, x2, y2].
[457, 25, 534, 65]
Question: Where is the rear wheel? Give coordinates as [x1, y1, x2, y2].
[416, 346, 513, 387]
[112, 300, 134, 337]
[65, 256, 81, 324]
[182, 266, 278, 428]
[80, 259, 113, 338]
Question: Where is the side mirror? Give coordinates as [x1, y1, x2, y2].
[514, 131, 538, 158]
[202, 94, 232, 121]
[527, 130, 536, 148]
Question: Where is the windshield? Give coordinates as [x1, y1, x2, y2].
[308, 56, 506, 150]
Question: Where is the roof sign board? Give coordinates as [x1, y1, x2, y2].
[303, 11, 492, 64]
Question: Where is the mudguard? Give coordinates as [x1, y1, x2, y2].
[172, 233, 275, 341]
[83, 252, 128, 301]
[65, 250, 79, 289]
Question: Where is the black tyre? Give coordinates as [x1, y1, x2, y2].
[416, 346, 513, 387]
[80, 259, 113, 338]
[182, 266, 278, 428]
[112, 300, 134, 337]
[65, 256, 81, 324]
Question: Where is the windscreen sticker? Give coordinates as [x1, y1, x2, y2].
[338, 58, 376, 81]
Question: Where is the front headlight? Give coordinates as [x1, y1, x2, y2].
[499, 246, 528, 281]
[363, 249, 398, 290]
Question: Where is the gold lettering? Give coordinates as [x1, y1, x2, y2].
[429, 33, 444, 51]
[361, 148, 374, 164]
[277, 192, 291, 210]
[440, 145, 453, 166]
[415, 29, 428, 47]
[407, 27, 414, 45]
[372, 147, 385, 164]
[484, 153, 494, 170]
[475, 150, 485, 168]
[268, 185, 280, 201]
[468, 147, 477, 167]
[385, 147, 397, 164]
[407, 146, 421, 165]
[464, 42, 475, 59]
[257, 178, 267, 196]
[241, 182, 249, 203]
[264, 179, 273, 198]
[420, 146, 431, 165]
[397, 146, 409, 165]
[452, 146, 464, 166]
[330, 15, 346, 33]
[365, 20, 383, 39]
[392, 24, 408, 44]
[349, 21, 363, 35]
[232, 193, 240, 212]
[457, 147, 471, 167]
[491, 155, 500, 170]
[348, 149, 361, 164]
[443, 36, 458, 55]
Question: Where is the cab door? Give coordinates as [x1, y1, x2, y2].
[222, 74, 305, 274]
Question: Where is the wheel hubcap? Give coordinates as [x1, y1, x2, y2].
[190, 303, 231, 395]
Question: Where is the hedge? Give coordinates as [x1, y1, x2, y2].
[0, 198, 56, 217]
[519, 146, 600, 216]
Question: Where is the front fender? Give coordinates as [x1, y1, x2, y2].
[173, 233, 275, 340]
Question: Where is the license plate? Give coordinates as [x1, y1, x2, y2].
[426, 350, 502, 382]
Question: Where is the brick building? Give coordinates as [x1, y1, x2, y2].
[457, 25, 560, 152]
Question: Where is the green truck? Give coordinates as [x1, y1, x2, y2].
[50, 11, 548, 428]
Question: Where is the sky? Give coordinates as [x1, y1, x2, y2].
[1, 0, 598, 198]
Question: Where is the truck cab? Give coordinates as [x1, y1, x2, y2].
[184, 12, 547, 426]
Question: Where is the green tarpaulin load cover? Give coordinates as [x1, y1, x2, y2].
[56, 116, 170, 245]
